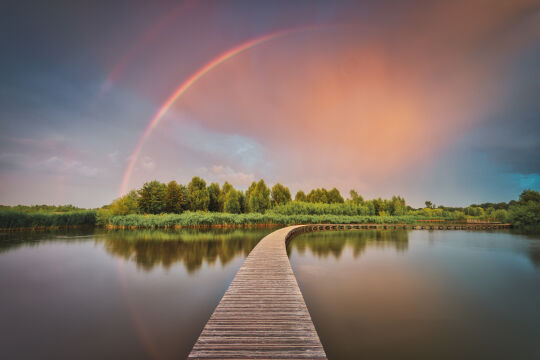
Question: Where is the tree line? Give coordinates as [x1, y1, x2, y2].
[104, 178, 540, 228]
[1, 180, 538, 229]
[110, 177, 350, 215]
[108, 177, 415, 218]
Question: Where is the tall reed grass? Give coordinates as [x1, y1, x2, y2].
[100, 211, 445, 229]
[0, 210, 96, 229]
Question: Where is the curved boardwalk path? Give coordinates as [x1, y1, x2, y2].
[188, 222, 511, 359]
[187, 225, 325, 360]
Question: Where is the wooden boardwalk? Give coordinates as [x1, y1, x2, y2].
[187, 225, 326, 360]
[188, 222, 511, 359]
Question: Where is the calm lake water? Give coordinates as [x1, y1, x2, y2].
[0, 228, 273, 360]
[1, 229, 539, 359]
[288, 230, 540, 360]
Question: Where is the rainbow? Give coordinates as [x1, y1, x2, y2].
[119, 27, 314, 195]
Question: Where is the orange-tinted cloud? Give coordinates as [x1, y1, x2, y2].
[138, 0, 536, 192]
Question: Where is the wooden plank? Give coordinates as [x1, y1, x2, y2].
[188, 225, 327, 360]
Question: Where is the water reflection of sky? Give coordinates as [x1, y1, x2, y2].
[289, 230, 540, 360]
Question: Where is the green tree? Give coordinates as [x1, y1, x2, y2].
[165, 181, 185, 213]
[248, 179, 271, 213]
[187, 176, 210, 211]
[327, 188, 344, 203]
[246, 182, 257, 202]
[110, 190, 139, 215]
[218, 182, 234, 211]
[224, 189, 241, 213]
[238, 191, 247, 213]
[271, 183, 292, 206]
[307, 188, 329, 203]
[519, 189, 540, 204]
[425, 201, 433, 209]
[221, 182, 234, 195]
[295, 190, 307, 202]
[349, 190, 364, 204]
[508, 201, 540, 229]
[390, 196, 406, 215]
[207, 182, 221, 212]
[492, 209, 508, 223]
[465, 206, 484, 217]
[138, 181, 167, 214]
[454, 210, 467, 221]
[371, 198, 386, 215]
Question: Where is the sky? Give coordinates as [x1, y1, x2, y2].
[1, 0, 539, 208]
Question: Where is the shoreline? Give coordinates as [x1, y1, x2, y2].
[1, 221, 511, 232]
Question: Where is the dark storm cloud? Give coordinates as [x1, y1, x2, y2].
[469, 47, 540, 174]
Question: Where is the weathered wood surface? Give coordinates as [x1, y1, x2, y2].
[188, 225, 326, 360]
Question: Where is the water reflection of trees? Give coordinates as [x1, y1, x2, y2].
[288, 230, 409, 259]
[510, 230, 540, 268]
[94, 229, 271, 272]
[0, 229, 95, 253]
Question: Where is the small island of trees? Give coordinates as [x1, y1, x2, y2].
[1, 176, 539, 231]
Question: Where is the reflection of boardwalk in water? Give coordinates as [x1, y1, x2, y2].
[188, 225, 327, 359]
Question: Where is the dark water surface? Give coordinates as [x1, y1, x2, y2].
[0, 228, 273, 360]
[288, 230, 540, 360]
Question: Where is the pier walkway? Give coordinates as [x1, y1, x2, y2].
[188, 222, 511, 359]
[188, 225, 325, 359]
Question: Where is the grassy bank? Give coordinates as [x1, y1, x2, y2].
[99, 211, 456, 229]
[0, 210, 96, 230]
[0, 210, 499, 231]
[2, 207, 536, 231]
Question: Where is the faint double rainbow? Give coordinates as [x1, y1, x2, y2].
[119, 26, 321, 196]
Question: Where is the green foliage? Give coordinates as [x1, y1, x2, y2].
[269, 201, 414, 217]
[506, 190, 540, 229]
[307, 188, 329, 203]
[389, 196, 406, 216]
[238, 191, 247, 213]
[519, 189, 540, 204]
[246, 181, 257, 202]
[218, 182, 233, 211]
[165, 181, 185, 214]
[0, 210, 96, 229]
[295, 190, 307, 202]
[271, 201, 368, 216]
[0, 204, 84, 213]
[248, 179, 270, 213]
[349, 190, 364, 204]
[110, 190, 139, 215]
[305, 187, 344, 204]
[207, 182, 221, 212]
[223, 189, 241, 214]
[138, 180, 167, 214]
[491, 209, 508, 223]
[507, 201, 540, 229]
[328, 188, 344, 203]
[453, 211, 467, 221]
[102, 212, 449, 229]
[5, 179, 536, 229]
[271, 183, 291, 206]
[187, 176, 210, 211]
[464, 206, 485, 217]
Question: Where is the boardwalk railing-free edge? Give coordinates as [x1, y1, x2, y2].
[188, 223, 511, 359]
